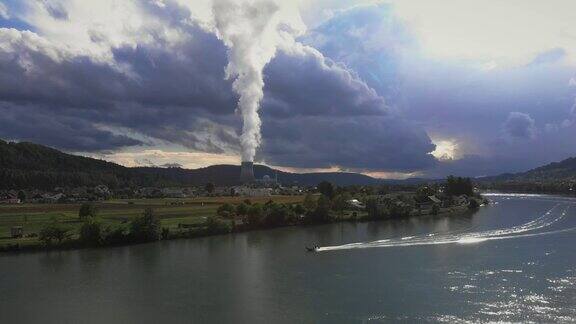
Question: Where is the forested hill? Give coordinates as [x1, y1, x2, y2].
[0, 140, 124, 172]
[480, 156, 576, 184]
[0, 140, 132, 189]
[0, 140, 379, 189]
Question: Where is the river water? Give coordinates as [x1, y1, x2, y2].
[1, 193, 576, 323]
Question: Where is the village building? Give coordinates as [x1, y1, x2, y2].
[348, 199, 365, 209]
[232, 186, 272, 197]
[417, 195, 441, 211]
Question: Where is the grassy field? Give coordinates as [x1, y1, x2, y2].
[0, 195, 306, 248]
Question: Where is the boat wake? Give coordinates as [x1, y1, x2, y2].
[317, 204, 572, 252]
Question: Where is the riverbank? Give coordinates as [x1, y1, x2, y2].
[0, 195, 306, 252]
[0, 197, 482, 254]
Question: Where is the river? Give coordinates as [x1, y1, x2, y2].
[1, 193, 576, 323]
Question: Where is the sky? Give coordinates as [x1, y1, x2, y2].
[0, 0, 575, 178]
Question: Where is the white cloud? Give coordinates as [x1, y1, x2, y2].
[0, 2, 9, 19]
[387, 0, 576, 66]
[19, 0, 187, 63]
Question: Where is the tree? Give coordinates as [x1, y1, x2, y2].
[39, 222, 72, 246]
[217, 203, 235, 218]
[79, 218, 104, 246]
[17, 190, 26, 202]
[303, 193, 317, 211]
[365, 197, 388, 219]
[161, 227, 170, 240]
[293, 204, 306, 215]
[431, 204, 440, 215]
[104, 226, 129, 245]
[236, 203, 249, 216]
[332, 193, 350, 219]
[130, 207, 161, 242]
[264, 203, 290, 227]
[446, 176, 473, 196]
[389, 201, 411, 218]
[468, 198, 480, 209]
[245, 204, 264, 227]
[317, 181, 335, 199]
[205, 216, 233, 234]
[79, 203, 97, 220]
[205, 182, 215, 194]
[309, 195, 331, 223]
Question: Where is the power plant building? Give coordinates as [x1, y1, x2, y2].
[240, 161, 255, 183]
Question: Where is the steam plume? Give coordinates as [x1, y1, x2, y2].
[211, 0, 304, 161]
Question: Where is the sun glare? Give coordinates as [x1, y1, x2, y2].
[432, 139, 459, 161]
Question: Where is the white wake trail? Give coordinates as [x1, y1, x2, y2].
[317, 205, 569, 252]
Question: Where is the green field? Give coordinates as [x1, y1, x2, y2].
[0, 195, 306, 248]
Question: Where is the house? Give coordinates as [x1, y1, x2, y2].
[137, 187, 163, 198]
[213, 187, 234, 196]
[232, 186, 272, 197]
[0, 197, 20, 204]
[348, 199, 365, 209]
[0, 193, 20, 204]
[41, 193, 64, 203]
[279, 186, 303, 195]
[161, 188, 187, 198]
[94, 185, 111, 197]
[429, 195, 442, 204]
[417, 195, 441, 210]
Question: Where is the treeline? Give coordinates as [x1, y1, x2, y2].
[445, 176, 474, 196]
[2, 177, 485, 252]
[32, 206, 167, 248]
[0, 168, 192, 190]
[7, 197, 336, 251]
[20, 182, 358, 250]
[481, 181, 576, 195]
[207, 192, 340, 234]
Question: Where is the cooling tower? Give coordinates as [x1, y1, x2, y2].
[240, 161, 255, 183]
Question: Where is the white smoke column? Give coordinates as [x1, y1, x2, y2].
[211, 0, 304, 161]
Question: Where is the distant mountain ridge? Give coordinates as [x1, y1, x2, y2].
[10, 139, 574, 191]
[480, 156, 576, 183]
[0, 140, 380, 189]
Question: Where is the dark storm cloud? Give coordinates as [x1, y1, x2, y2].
[302, 3, 576, 176]
[0, 2, 437, 173]
[0, 27, 233, 113]
[263, 50, 386, 118]
[503, 112, 536, 140]
[110, 32, 234, 113]
[0, 26, 239, 152]
[259, 116, 436, 171]
[0, 102, 141, 151]
[256, 44, 437, 171]
[11, 1, 575, 176]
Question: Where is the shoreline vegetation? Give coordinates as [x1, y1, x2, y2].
[1, 177, 488, 253]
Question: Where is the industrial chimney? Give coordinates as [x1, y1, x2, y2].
[240, 161, 255, 183]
